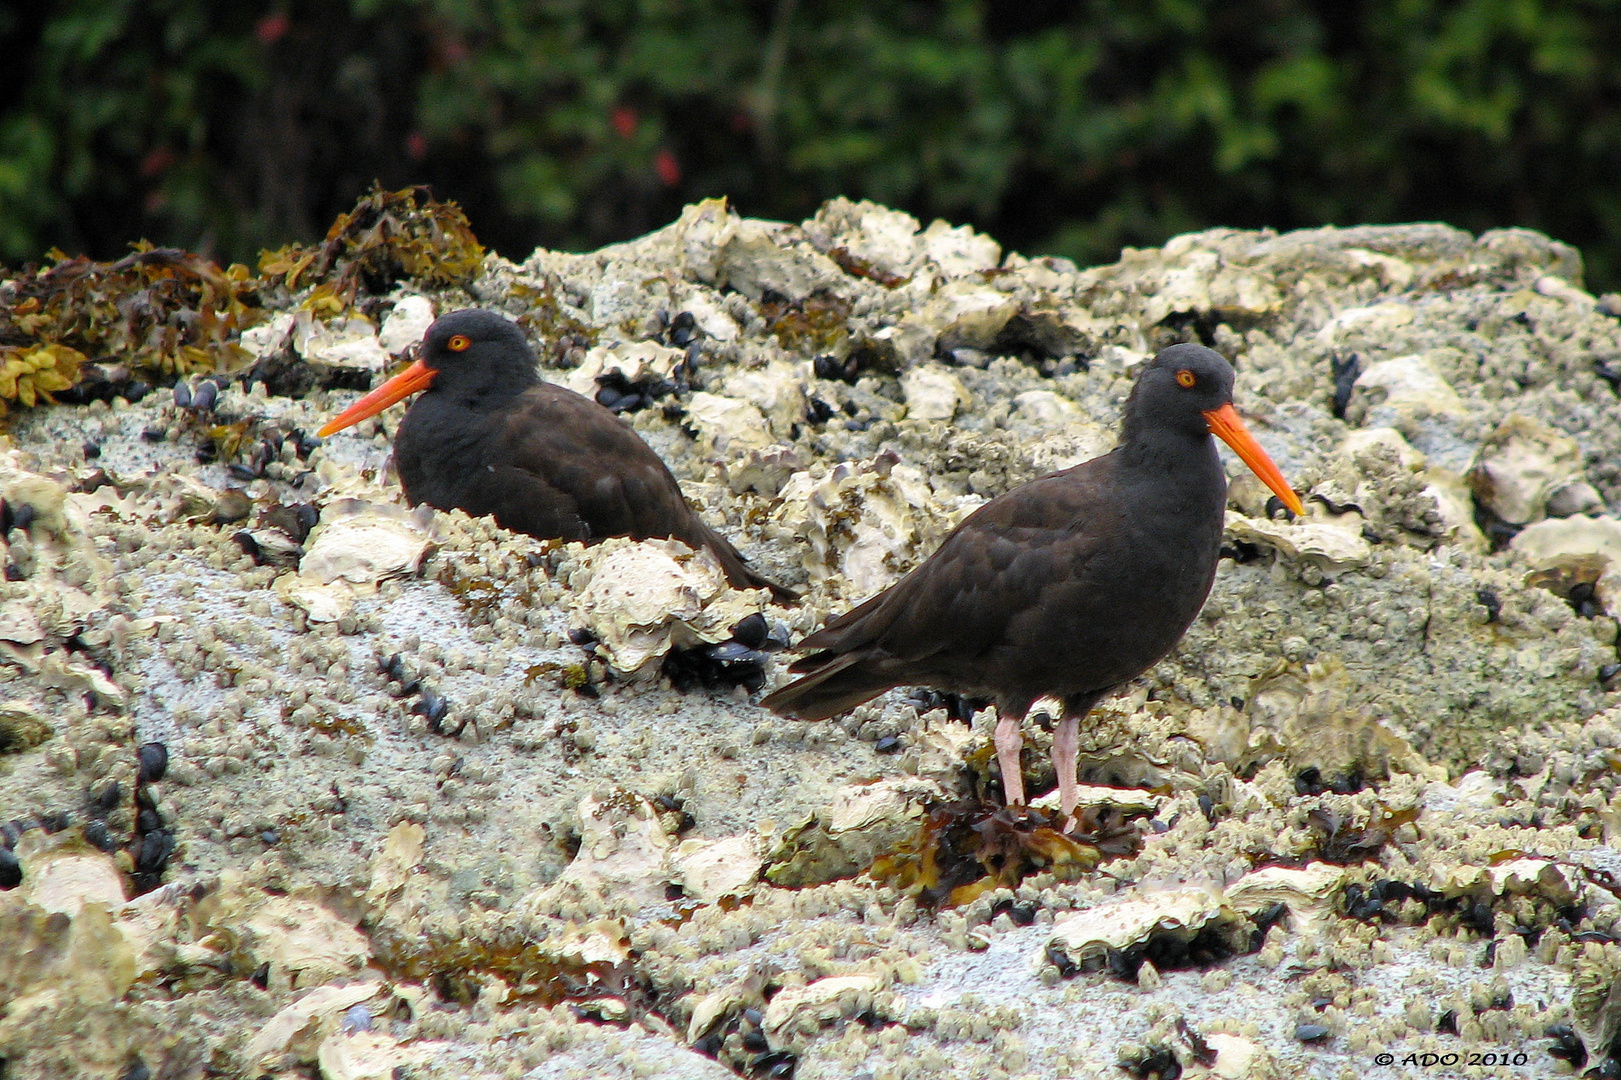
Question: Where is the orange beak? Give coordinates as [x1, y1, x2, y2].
[316, 359, 436, 437]
[1202, 403, 1305, 517]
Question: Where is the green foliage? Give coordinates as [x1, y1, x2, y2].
[3, 0, 1621, 287]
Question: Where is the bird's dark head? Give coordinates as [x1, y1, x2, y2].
[1125, 343, 1303, 515]
[419, 309, 538, 387]
[1126, 343, 1237, 436]
[317, 308, 539, 438]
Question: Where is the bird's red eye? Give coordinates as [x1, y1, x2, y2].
[447, 334, 471, 352]
[1176, 369, 1196, 388]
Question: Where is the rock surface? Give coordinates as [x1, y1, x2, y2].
[2, 200, 1621, 1078]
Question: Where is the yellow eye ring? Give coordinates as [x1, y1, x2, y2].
[447, 334, 471, 352]
[1175, 369, 1196, 388]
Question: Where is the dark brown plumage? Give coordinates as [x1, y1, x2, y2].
[318, 309, 793, 601]
[761, 343, 1303, 817]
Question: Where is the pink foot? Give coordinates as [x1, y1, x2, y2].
[993, 712, 1026, 807]
[1054, 715, 1080, 830]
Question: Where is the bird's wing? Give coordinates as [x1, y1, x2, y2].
[801, 461, 1122, 665]
[478, 384, 712, 545]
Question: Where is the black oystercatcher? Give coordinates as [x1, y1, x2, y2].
[761, 344, 1303, 817]
[317, 309, 794, 600]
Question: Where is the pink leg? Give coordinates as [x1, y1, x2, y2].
[1053, 715, 1080, 826]
[993, 711, 1026, 807]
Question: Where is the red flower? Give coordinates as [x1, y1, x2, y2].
[612, 106, 639, 139]
[254, 12, 289, 45]
[139, 147, 176, 179]
[654, 149, 681, 187]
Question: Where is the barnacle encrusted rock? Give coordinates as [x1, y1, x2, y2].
[768, 454, 965, 598]
[1045, 888, 1249, 971]
[1470, 414, 1588, 525]
[522, 789, 676, 915]
[1512, 514, 1621, 618]
[297, 500, 438, 585]
[4, 200, 1621, 1078]
[559, 340, 686, 399]
[1224, 511, 1373, 576]
[558, 537, 767, 674]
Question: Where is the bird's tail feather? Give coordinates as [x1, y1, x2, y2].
[701, 527, 799, 604]
[759, 651, 893, 721]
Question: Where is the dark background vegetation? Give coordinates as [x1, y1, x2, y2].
[4, 0, 1621, 288]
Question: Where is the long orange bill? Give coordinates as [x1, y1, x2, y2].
[1201, 403, 1305, 517]
[316, 359, 437, 437]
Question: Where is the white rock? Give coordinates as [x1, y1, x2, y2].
[684, 392, 775, 456]
[762, 974, 884, 1043]
[1353, 352, 1467, 419]
[919, 218, 1001, 278]
[724, 361, 807, 437]
[1047, 888, 1243, 969]
[239, 899, 370, 989]
[1535, 272, 1594, 307]
[1340, 426, 1427, 471]
[38, 651, 127, 709]
[243, 982, 383, 1068]
[718, 444, 805, 496]
[1547, 481, 1606, 518]
[823, 778, 928, 835]
[1206, 1033, 1273, 1080]
[1012, 389, 1082, 428]
[678, 289, 741, 341]
[1224, 511, 1372, 573]
[900, 364, 970, 422]
[1343, 248, 1416, 288]
[317, 1030, 428, 1080]
[1316, 301, 1416, 346]
[527, 789, 675, 913]
[298, 500, 437, 586]
[365, 821, 425, 912]
[1421, 771, 1505, 819]
[240, 312, 295, 359]
[1437, 858, 1582, 907]
[0, 599, 44, 645]
[292, 312, 390, 371]
[715, 220, 847, 302]
[17, 836, 126, 916]
[558, 341, 686, 399]
[673, 835, 762, 902]
[671, 197, 739, 283]
[1511, 515, 1621, 566]
[1469, 414, 1585, 524]
[1029, 784, 1161, 816]
[1224, 863, 1346, 935]
[913, 281, 1019, 351]
[768, 457, 951, 598]
[1423, 467, 1488, 552]
[1208, 266, 1285, 316]
[1350, 352, 1476, 469]
[563, 538, 763, 674]
[804, 198, 924, 280]
[1144, 249, 1219, 322]
[864, 322, 935, 369]
[275, 578, 355, 623]
[377, 296, 436, 354]
[1511, 515, 1621, 617]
